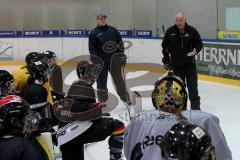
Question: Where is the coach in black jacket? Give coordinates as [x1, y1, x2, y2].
[162, 12, 203, 110]
[88, 13, 130, 104]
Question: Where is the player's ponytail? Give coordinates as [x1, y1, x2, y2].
[162, 107, 188, 124]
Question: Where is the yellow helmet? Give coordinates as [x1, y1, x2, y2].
[152, 72, 187, 111]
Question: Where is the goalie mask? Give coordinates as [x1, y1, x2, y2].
[160, 123, 216, 160]
[76, 61, 102, 85]
[152, 72, 187, 111]
[0, 70, 15, 96]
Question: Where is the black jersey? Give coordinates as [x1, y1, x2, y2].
[50, 64, 63, 93]
[21, 82, 48, 104]
[0, 137, 48, 160]
[21, 82, 53, 129]
[67, 80, 96, 113]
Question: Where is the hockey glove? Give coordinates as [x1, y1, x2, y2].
[162, 56, 172, 70]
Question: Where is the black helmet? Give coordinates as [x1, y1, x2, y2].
[76, 61, 102, 84]
[27, 60, 49, 83]
[0, 70, 15, 95]
[25, 52, 43, 65]
[160, 123, 215, 160]
[42, 50, 56, 59]
[0, 95, 29, 134]
[42, 50, 57, 66]
[152, 72, 187, 111]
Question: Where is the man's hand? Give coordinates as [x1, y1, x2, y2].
[162, 57, 172, 70]
[187, 48, 197, 57]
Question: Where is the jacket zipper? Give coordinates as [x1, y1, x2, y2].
[180, 32, 184, 48]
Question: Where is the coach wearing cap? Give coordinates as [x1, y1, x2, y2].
[88, 13, 131, 105]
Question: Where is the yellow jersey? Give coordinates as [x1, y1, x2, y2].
[12, 66, 53, 104]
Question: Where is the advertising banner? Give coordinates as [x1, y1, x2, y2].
[218, 31, 240, 40]
[0, 39, 13, 60]
[196, 42, 240, 80]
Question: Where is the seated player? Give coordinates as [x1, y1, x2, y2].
[21, 60, 54, 130]
[0, 95, 50, 160]
[12, 52, 53, 104]
[42, 50, 63, 93]
[124, 72, 232, 160]
[160, 123, 216, 160]
[55, 60, 125, 160]
[0, 70, 55, 159]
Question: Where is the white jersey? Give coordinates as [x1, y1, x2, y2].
[124, 109, 232, 160]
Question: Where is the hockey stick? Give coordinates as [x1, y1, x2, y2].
[132, 91, 142, 114]
[127, 91, 142, 120]
[116, 53, 143, 120]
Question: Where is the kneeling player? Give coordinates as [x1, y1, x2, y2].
[12, 52, 53, 104]
[55, 60, 125, 160]
[124, 72, 232, 160]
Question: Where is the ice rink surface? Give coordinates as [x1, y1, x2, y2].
[1, 65, 239, 160]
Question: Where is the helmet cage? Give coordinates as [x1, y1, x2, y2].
[152, 74, 187, 111]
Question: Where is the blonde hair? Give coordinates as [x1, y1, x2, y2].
[162, 106, 188, 124]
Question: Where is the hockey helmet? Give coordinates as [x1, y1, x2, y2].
[25, 52, 43, 65]
[42, 50, 57, 65]
[0, 70, 15, 96]
[152, 72, 187, 111]
[0, 95, 29, 135]
[160, 123, 215, 160]
[76, 61, 102, 84]
[27, 60, 49, 83]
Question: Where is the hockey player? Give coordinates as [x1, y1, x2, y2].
[21, 60, 55, 130]
[0, 95, 49, 160]
[12, 52, 53, 104]
[12, 52, 43, 93]
[21, 60, 49, 104]
[160, 123, 216, 160]
[42, 50, 63, 93]
[56, 60, 125, 160]
[124, 72, 232, 160]
[0, 70, 15, 96]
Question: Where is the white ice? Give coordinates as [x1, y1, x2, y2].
[1, 66, 239, 160]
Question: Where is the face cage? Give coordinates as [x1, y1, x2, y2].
[45, 57, 57, 67]
[81, 64, 101, 84]
[153, 90, 185, 109]
[0, 81, 15, 95]
[23, 105, 52, 136]
[23, 111, 40, 137]
[37, 70, 49, 83]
